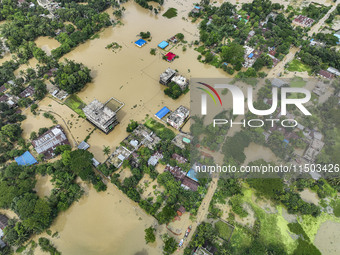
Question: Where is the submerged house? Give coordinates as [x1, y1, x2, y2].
[135, 39, 146, 47]
[171, 75, 189, 90]
[165, 52, 176, 62]
[160, 68, 176, 85]
[32, 125, 70, 159]
[83, 99, 119, 134]
[167, 105, 190, 129]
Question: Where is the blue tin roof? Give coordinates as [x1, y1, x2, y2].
[15, 151, 37, 166]
[135, 39, 146, 47]
[158, 41, 169, 49]
[155, 106, 170, 119]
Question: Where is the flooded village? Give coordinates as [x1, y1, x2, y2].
[0, 0, 340, 255]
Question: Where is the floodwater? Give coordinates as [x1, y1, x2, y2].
[244, 142, 279, 165]
[22, 1, 228, 253]
[299, 189, 320, 205]
[35, 36, 61, 56]
[34, 174, 54, 198]
[53, 0, 229, 162]
[21, 97, 93, 148]
[314, 220, 340, 255]
[33, 184, 164, 255]
[14, 57, 39, 77]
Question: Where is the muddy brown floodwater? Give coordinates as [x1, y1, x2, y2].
[244, 142, 279, 165]
[34, 175, 54, 198]
[35, 36, 61, 56]
[34, 184, 164, 255]
[314, 220, 340, 255]
[26, 1, 229, 253]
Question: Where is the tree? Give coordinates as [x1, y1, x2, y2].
[144, 226, 156, 244]
[220, 43, 245, 67]
[126, 120, 138, 132]
[176, 33, 184, 41]
[23, 199, 52, 233]
[163, 234, 177, 255]
[103, 146, 111, 156]
[31, 80, 47, 100]
[62, 149, 94, 181]
[1, 124, 22, 142]
[54, 60, 92, 94]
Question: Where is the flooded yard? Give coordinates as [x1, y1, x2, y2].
[35, 36, 61, 56]
[34, 174, 54, 198]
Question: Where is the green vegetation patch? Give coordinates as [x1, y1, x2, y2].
[290, 76, 307, 88]
[215, 220, 233, 241]
[288, 222, 310, 241]
[162, 8, 178, 19]
[286, 59, 312, 73]
[299, 213, 340, 242]
[229, 225, 252, 250]
[64, 94, 86, 118]
[333, 200, 340, 217]
[145, 117, 175, 140]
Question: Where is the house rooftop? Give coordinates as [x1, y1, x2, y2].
[0, 214, 9, 230]
[155, 106, 170, 119]
[78, 141, 90, 150]
[158, 40, 169, 49]
[165, 52, 176, 62]
[271, 78, 286, 87]
[15, 151, 37, 166]
[19, 86, 35, 98]
[135, 39, 146, 47]
[83, 99, 118, 133]
[32, 125, 70, 159]
[318, 70, 334, 79]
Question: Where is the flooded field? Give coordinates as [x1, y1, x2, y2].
[34, 184, 164, 255]
[314, 220, 340, 255]
[244, 143, 279, 165]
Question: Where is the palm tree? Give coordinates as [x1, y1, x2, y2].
[103, 146, 111, 156]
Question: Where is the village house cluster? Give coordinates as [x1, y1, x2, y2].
[107, 124, 161, 168]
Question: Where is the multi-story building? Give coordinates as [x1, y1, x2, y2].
[83, 99, 118, 134]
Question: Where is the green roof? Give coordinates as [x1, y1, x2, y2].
[183, 137, 191, 143]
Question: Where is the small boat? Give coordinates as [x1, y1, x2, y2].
[185, 225, 192, 237]
[178, 239, 184, 247]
